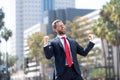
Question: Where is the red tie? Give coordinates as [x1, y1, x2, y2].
[62, 37, 72, 67]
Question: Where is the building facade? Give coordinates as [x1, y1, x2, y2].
[10, 0, 75, 69]
[76, 10, 117, 79]
[44, 8, 95, 34]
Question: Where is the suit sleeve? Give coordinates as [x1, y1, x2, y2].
[76, 41, 95, 56]
[43, 41, 54, 59]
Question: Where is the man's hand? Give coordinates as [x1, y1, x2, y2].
[44, 36, 49, 45]
[88, 34, 95, 41]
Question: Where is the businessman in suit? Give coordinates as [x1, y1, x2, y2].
[43, 19, 95, 80]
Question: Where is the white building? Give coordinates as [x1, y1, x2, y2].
[77, 10, 118, 78]
[75, 10, 104, 66]
[24, 23, 46, 79]
[24, 23, 44, 56]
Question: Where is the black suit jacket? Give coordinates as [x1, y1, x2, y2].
[43, 36, 95, 77]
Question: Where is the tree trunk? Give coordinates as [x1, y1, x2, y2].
[5, 41, 8, 67]
[101, 39, 107, 79]
[117, 46, 120, 80]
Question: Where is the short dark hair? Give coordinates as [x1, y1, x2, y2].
[52, 19, 62, 29]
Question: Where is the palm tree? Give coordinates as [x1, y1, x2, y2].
[0, 51, 4, 65]
[1, 27, 12, 66]
[27, 32, 45, 63]
[27, 32, 49, 80]
[0, 8, 4, 30]
[91, 0, 120, 79]
[100, 0, 120, 79]
[7, 54, 16, 67]
[91, 18, 111, 79]
[0, 9, 4, 66]
[0, 8, 4, 43]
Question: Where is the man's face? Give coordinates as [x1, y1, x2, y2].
[54, 21, 66, 35]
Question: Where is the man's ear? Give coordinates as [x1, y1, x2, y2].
[53, 28, 57, 33]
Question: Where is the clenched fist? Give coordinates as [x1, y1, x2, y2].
[44, 36, 49, 45]
[88, 34, 95, 41]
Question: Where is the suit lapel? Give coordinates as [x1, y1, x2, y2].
[55, 37, 64, 50]
[55, 36, 73, 54]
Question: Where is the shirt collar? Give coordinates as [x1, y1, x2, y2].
[57, 35, 66, 39]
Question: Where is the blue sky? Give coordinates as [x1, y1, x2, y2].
[75, 0, 110, 9]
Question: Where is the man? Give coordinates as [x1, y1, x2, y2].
[43, 19, 95, 80]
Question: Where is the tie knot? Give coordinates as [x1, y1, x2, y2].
[62, 36, 66, 39]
